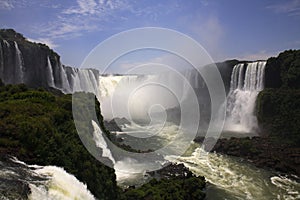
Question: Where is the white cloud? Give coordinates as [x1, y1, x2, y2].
[37, 0, 134, 40]
[27, 38, 58, 49]
[0, 0, 29, 10]
[35, 0, 181, 40]
[267, 0, 300, 16]
[0, 0, 15, 10]
[63, 0, 98, 15]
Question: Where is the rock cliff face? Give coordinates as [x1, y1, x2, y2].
[0, 29, 99, 94]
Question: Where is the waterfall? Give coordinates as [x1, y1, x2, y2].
[14, 42, 24, 83]
[46, 56, 55, 87]
[70, 69, 99, 95]
[91, 120, 116, 165]
[0, 157, 96, 200]
[59, 64, 71, 93]
[3, 39, 10, 47]
[29, 166, 96, 200]
[224, 61, 266, 133]
[0, 41, 4, 78]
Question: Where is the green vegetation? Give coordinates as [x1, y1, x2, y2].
[256, 88, 300, 145]
[121, 176, 206, 200]
[256, 50, 300, 145]
[0, 83, 118, 200]
[265, 50, 300, 88]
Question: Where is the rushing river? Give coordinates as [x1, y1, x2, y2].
[115, 123, 300, 200]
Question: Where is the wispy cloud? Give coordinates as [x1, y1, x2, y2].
[0, 0, 15, 10]
[37, 0, 134, 39]
[0, 0, 29, 10]
[36, 0, 182, 41]
[267, 0, 300, 16]
[63, 0, 98, 15]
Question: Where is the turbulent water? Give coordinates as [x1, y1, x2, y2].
[92, 68, 300, 200]
[112, 124, 300, 200]
[224, 61, 266, 133]
[0, 157, 96, 200]
[169, 145, 300, 200]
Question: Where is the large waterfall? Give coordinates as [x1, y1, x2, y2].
[224, 61, 266, 133]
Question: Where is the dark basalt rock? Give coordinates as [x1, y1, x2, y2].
[0, 155, 42, 200]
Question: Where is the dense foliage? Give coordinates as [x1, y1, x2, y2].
[0, 83, 118, 200]
[256, 88, 300, 144]
[121, 176, 205, 200]
[265, 50, 300, 88]
[256, 50, 300, 144]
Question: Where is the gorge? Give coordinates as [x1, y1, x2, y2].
[0, 29, 299, 200]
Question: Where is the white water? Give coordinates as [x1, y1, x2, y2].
[105, 121, 300, 199]
[59, 64, 71, 93]
[14, 41, 24, 83]
[224, 61, 266, 133]
[92, 120, 116, 165]
[167, 146, 300, 200]
[29, 166, 95, 200]
[96, 71, 202, 124]
[46, 56, 55, 87]
[3, 39, 10, 47]
[1, 158, 96, 200]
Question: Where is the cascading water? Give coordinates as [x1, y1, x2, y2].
[0, 157, 96, 200]
[3, 39, 10, 47]
[224, 61, 266, 133]
[46, 56, 55, 87]
[91, 120, 116, 165]
[59, 63, 71, 93]
[14, 41, 24, 83]
[69, 68, 99, 95]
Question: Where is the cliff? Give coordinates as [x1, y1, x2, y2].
[0, 29, 99, 93]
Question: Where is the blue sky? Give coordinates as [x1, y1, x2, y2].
[1, 0, 300, 71]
